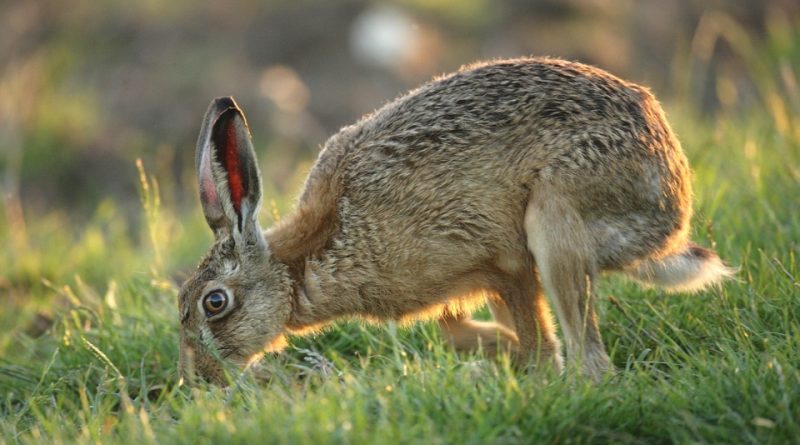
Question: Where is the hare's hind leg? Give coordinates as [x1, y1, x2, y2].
[525, 193, 612, 381]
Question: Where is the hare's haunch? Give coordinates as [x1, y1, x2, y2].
[178, 58, 732, 385]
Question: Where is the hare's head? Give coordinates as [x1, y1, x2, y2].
[178, 97, 291, 386]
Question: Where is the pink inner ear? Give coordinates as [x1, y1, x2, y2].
[224, 118, 245, 214]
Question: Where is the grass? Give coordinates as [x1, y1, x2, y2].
[2, 23, 800, 445]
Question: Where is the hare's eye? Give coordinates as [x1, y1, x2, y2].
[203, 291, 228, 317]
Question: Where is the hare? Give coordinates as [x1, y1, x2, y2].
[178, 57, 732, 385]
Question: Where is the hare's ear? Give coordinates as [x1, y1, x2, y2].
[195, 97, 263, 243]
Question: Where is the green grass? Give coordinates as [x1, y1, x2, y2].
[3, 26, 800, 445]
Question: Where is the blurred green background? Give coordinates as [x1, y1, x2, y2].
[2, 2, 800, 443]
[1, 0, 799, 327]
[2, 0, 797, 217]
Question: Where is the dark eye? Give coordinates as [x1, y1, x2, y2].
[203, 291, 228, 317]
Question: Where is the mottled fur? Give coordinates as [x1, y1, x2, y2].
[178, 58, 733, 385]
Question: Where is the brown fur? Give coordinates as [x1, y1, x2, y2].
[178, 57, 732, 385]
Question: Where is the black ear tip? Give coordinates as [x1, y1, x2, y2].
[206, 97, 248, 131]
[212, 96, 238, 110]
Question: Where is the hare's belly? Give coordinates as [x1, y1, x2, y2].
[352, 263, 502, 322]
[345, 226, 529, 321]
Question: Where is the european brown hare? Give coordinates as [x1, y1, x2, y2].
[178, 58, 732, 385]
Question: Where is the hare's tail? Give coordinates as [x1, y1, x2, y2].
[624, 243, 735, 292]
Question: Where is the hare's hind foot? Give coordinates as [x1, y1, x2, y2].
[579, 348, 615, 383]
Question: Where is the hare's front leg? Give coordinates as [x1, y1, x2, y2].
[437, 303, 519, 357]
[499, 269, 564, 373]
[525, 193, 612, 381]
[487, 298, 515, 330]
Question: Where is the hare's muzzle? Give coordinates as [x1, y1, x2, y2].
[178, 344, 197, 385]
[179, 342, 228, 387]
